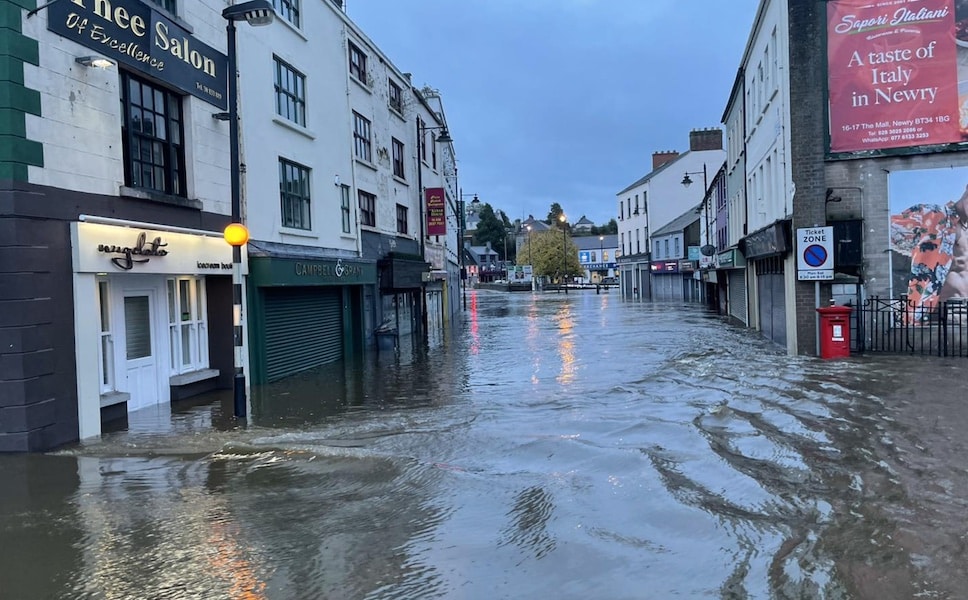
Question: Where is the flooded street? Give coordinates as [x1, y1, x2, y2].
[2, 290, 967, 599]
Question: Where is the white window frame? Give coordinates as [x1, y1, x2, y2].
[96, 278, 116, 394]
[166, 277, 209, 376]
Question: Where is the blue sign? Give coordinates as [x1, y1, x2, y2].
[579, 251, 591, 264]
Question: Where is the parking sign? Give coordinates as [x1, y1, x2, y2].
[796, 226, 834, 281]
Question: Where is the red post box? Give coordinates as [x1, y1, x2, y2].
[816, 305, 853, 359]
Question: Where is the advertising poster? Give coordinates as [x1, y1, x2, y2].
[889, 166, 968, 320]
[827, 0, 968, 153]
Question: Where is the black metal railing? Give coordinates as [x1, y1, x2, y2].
[854, 296, 968, 357]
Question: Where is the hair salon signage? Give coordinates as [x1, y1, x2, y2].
[73, 222, 234, 274]
[49, 0, 229, 109]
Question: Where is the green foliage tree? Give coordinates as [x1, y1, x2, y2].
[520, 230, 583, 282]
[473, 203, 509, 257]
[546, 202, 564, 226]
[590, 219, 618, 236]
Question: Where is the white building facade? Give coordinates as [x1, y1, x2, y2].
[5, 0, 240, 450]
[616, 130, 725, 300]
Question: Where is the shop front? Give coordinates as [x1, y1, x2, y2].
[716, 248, 749, 325]
[742, 220, 792, 347]
[247, 252, 375, 383]
[650, 260, 683, 301]
[72, 220, 236, 439]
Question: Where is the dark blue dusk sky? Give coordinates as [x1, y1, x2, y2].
[347, 0, 761, 226]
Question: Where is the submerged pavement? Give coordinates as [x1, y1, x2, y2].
[1, 289, 966, 599]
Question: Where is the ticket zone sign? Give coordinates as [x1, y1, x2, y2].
[797, 226, 834, 281]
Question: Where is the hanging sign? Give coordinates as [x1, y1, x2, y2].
[425, 188, 446, 236]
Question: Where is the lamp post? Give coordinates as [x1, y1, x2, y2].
[221, 0, 274, 419]
[415, 121, 451, 337]
[681, 164, 713, 257]
[599, 235, 604, 282]
[559, 214, 568, 294]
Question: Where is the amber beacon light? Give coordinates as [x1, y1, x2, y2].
[223, 223, 250, 247]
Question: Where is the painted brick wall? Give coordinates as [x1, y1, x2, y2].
[788, 0, 829, 355]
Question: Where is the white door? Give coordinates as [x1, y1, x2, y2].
[123, 292, 159, 411]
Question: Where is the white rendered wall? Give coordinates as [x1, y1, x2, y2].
[21, 2, 231, 214]
[742, 0, 793, 234]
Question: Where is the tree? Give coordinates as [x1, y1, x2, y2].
[590, 219, 618, 236]
[546, 202, 564, 226]
[520, 230, 583, 282]
[473, 203, 507, 255]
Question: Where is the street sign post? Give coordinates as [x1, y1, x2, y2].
[797, 226, 834, 281]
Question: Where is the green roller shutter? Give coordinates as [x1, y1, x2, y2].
[264, 287, 343, 381]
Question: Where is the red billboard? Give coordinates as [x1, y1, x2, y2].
[425, 188, 446, 236]
[827, 0, 968, 153]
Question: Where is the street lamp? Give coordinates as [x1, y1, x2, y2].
[599, 235, 604, 282]
[221, 0, 274, 419]
[681, 164, 714, 257]
[415, 121, 452, 337]
[559, 214, 568, 294]
[526, 224, 534, 291]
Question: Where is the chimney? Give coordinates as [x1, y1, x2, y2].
[652, 150, 679, 170]
[689, 128, 723, 151]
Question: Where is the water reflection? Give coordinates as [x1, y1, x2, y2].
[3, 292, 967, 598]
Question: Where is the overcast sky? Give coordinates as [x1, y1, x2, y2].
[346, 0, 761, 226]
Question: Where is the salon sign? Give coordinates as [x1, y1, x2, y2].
[48, 0, 229, 109]
[72, 221, 234, 274]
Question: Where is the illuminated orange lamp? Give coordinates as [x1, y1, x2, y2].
[223, 223, 249, 247]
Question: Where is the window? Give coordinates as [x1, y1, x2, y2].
[392, 138, 405, 179]
[120, 72, 185, 196]
[353, 112, 372, 162]
[636, 229, 640, 253]
[389, 79, 403, 113]
[349, 42, 367, 84]
[146, 0, 176, 13]
[674, 237, 680, 257]
[340, 184, 352, 233]
[432, 134, 438, 169]
[272, 0, 300, 27]
[274, 57, 306, 126]
[279, 158, 311, 230]
[654, 240, 660, 258]
[96, 280, 114, 393]
[359, 190, 376, 227]
[417, 117, 427, 161]
[396, 204, 408, 234]
[664, 239, 670, 257]
[167, 277, 209, 375]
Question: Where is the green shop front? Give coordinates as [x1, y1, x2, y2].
[248, 255, 376, 383]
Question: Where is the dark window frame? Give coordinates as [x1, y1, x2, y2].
[353, 112, 372, 162]
[359, 190, 376, 227]
[147, 0, 177, 13]
[272, 0, 300, 27]
[349, 42, 367, 84]
[279, 157, 312, 230]
[396, 203, 408, 235]
[273, 56, 306, 126]
[392, 138, 405, 179]
[388, 79, 403, 113]
[120, 71, 185, 196]
[340, 184, 352, 234]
